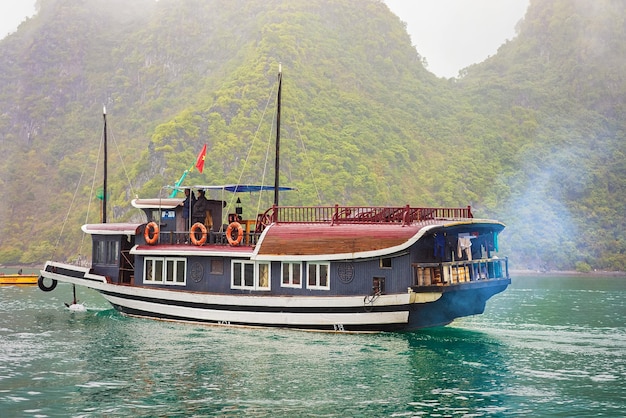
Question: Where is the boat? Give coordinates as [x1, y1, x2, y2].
[0, 272, 38, 285]
[38, 67, 511, 332]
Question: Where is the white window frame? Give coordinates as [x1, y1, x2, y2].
[281, 262, 302, 288]
[231, 260, 271, 291]
[144, 257, 186, 285]
[306, 262, 330, 290]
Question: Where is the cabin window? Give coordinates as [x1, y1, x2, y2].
[231, 261, 271, 291]
[147, 209, 163, 222]
[94, 240, 119, 265]
[307, 262, 330, 290]
[281, 262, 302, 288]
[144, 257, 186, 285]
[380, 257, 392, 269]
[372, 277, 385, 295]
[257, 263, 270, 289]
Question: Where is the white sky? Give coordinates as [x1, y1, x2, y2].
[0, 0, 529, 78]
[0, 1, 36, 37]
[385, 0, 529, 77]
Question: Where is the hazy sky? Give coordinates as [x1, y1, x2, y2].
[0, 1, 36, 37]
[0, 0, 529, 78]
[385, 0, 529, 77]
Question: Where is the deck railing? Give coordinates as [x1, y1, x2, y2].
[412, 257, 509, 287]
[153, 204, 474, 247]
[259, 204, 473, 227]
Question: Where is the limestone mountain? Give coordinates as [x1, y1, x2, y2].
[0, 0, 623, 271]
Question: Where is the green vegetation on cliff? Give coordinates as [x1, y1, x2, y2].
[0, 0, 624, 271]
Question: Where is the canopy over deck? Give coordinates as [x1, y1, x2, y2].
[166, 184, 296, 193]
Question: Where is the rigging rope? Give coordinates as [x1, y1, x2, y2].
[290, 112, 322, 205]
[48, 159, 89, 263]
[255, 93, 277, 217]
[49, 116, 139, 264]
[109, 128, 139, 199]
[77, 132, 104, 258]
[230, 81, 278, 221]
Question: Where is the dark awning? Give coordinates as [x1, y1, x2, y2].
[168, 184, 296, 193]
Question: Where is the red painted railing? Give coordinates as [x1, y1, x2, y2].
[257, 205, 473, 229]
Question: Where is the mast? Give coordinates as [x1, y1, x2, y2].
[273, 64, 282, 206]
[102, 106, 108, 223]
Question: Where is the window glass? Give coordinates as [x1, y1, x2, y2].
[154, 259, 163, 282]
[258, 263, 269, 288]
[144, 257, 186, 285]
[293, 263, 301, 285]
[380, 257, 392, 269]
[94, 241, 105, 264]
[145, 259, 154, 281]
[320, 264, 328, 287]
[306, 262, 330, 290]
[308, 264, 316, 286]
[108, 241, 119, 264]
[281, 262, 302, 288]
[95, 240, 120, 265]
[244, 263, 254, 287]
[233, 262, 242, 286]
[176, 260, 185, 283]
[166, 260, 175, 282]
[231, 261, 270, 291]
[372, 277, 385, 294]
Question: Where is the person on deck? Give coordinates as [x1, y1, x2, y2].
[180, 188, 196, 230]
[192, 189, 209, 226]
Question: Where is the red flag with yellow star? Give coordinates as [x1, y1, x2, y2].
[195, 144, 207, 173]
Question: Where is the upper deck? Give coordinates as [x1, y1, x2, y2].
[130, 204, 503, 260]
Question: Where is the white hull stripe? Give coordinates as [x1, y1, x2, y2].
[102, 293, 409, 326]
[99, 289, 411, 316]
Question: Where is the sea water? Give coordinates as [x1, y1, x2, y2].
[0, 275, 624, 417]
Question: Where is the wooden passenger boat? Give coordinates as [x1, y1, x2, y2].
[38, 68, 510, 332]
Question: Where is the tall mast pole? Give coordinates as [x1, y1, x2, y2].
[273, 64, 282, 206]
[102, 106, 108, 223]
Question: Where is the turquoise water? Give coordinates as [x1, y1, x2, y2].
[1, 275, 624, 417]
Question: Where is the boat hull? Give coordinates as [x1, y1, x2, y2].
[39, 262, 509, 332]
[405, 279, 510, 330]
[0, 274, 38, 285]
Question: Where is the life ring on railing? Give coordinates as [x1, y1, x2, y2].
[190, 222, 208, 246]
[38, 276, 57, 292]
[144, 221, 159, 245]
[226, 221, 244, 246]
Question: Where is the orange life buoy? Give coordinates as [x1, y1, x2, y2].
[190, 222, 208, 246]
[226, 221, 244, 246]
[144, 221, 159, 245]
